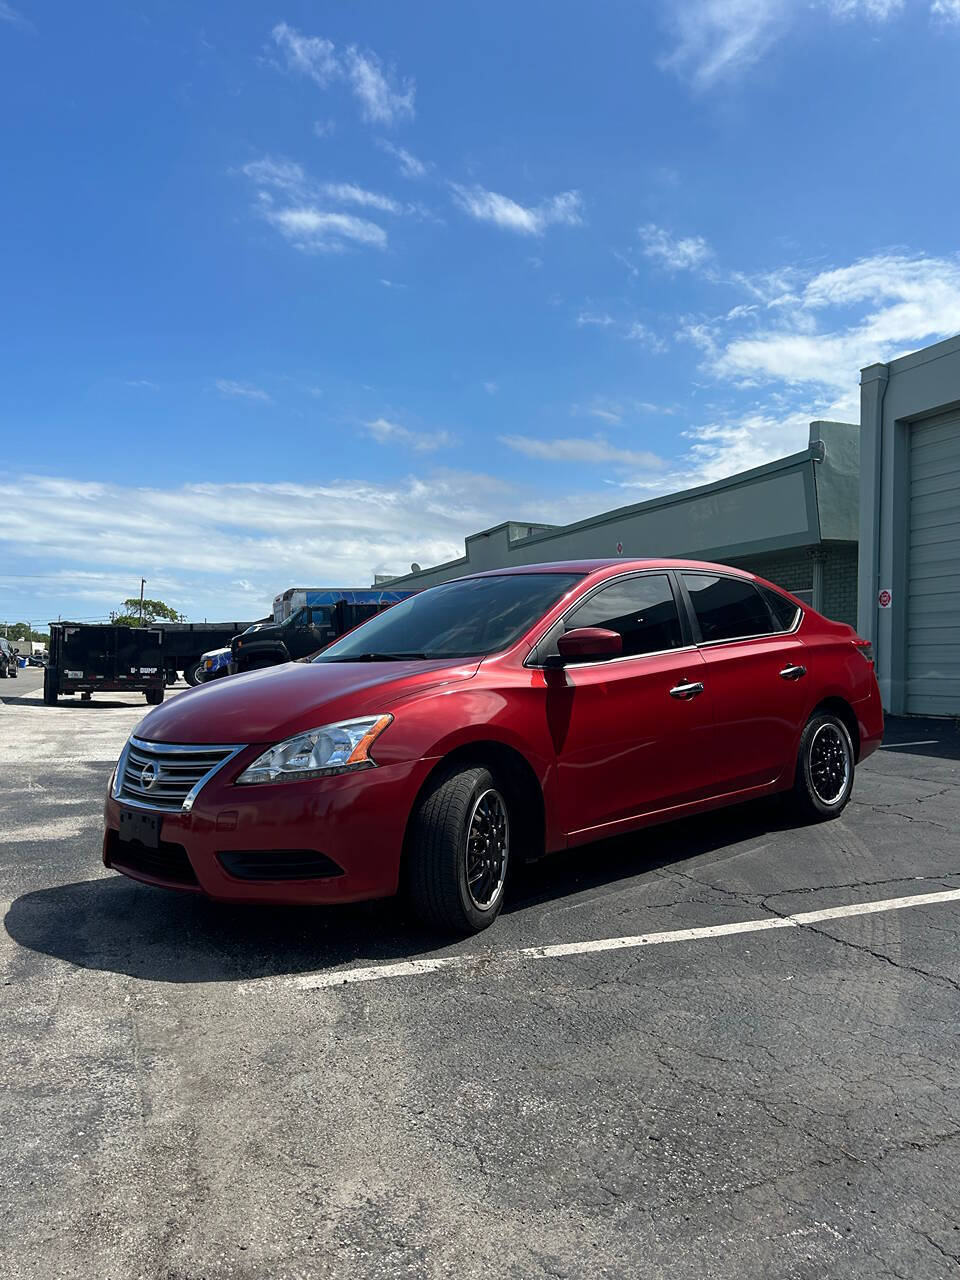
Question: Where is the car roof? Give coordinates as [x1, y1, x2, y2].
[461, 558, 756, 580]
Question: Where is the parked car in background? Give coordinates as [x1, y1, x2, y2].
[0, 638, 19, 678]
[26, 652, 47, 667]
[231, 588, 415, 674]
[197, 645, 232, 682]
[103, 559, 883, 935]
[153, 619, 263, 686]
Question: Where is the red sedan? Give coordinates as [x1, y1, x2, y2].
[103, 560, 883, 934]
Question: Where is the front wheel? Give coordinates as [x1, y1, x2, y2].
[183, 660, 202, 687]
[406, 765, 511, 934]
[145, 688, 164, 705]
[793, 712, 855, 820]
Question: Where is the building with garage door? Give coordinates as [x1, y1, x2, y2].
[858, 335, 960, 717]
[385, 419, 861, 627]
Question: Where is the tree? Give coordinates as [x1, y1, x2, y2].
[1, 621, 48, 643]
[114, 597, 181, 626]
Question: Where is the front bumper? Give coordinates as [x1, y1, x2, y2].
[103, 752, 431, 905]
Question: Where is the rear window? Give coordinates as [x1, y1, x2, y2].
[682, 573, 774, 643]
[760, 586, 801, 632]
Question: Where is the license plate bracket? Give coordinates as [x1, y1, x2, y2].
[118, 808, 160, 849]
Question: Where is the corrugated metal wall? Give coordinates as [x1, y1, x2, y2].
[907, 412, 960, 715]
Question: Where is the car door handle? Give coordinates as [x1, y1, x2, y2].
[669, 681, 705, 700]
[779, 664, 807, 680]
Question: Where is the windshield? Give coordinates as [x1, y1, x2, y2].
[314, 573, 582, 662]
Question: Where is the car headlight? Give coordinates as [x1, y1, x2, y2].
[235, 715, 393, 785]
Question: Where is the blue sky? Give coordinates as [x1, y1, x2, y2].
[2, 0, 960, 625]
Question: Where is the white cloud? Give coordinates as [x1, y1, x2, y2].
[313, 118, 336, 138]
[271, 23, 339, 84]
[450, 184, 584, 236]
[639, 223, 712, 272]
[263, 205, 387, 253]
[659, 0, 791, 89]
[125, 379, 159, 390]
[577, 311, 615, 327]
[364, 417, 456, 452]
[625, 321, 668, 353]
[319, 182, 402, 214]
[0, 2, 32, 30]
[483, 381, 499, 395]
[659, 0, 906, 89]
[239, 157, 413, 253]
[272, 23, 414, 126]
[639, 249, 960, 492]
[586, 406, 622, 424]
[0, 470, 523, 617]
[828, 0, 902, 16]
[500, 434, 662, 469]
[343, 47, 415, 125]
[710, 253, 960, 393]
[241, 156, 306, 193]
[377, 139, 428, 178]
[215, 379, 271, 402]
[932, 0, 960, 19]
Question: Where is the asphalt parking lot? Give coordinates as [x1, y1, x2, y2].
[2, 667, 960, 1280]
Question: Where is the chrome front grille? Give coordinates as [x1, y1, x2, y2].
[115, 737, 244, 812]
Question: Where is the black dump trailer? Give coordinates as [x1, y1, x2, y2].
[45, 623, 167, 706]
[153, 621, 259, 686]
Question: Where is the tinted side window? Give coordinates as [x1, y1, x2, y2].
[760, 586, 801, 632]
[564, 574, 682, 657]
[683, 574, 774, 643]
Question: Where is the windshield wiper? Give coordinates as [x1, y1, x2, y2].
[322, 651, 432, 662]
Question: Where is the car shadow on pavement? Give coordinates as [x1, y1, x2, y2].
[4, 796, 803, 986]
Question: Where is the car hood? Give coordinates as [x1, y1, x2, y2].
[134, 657, 482, 745]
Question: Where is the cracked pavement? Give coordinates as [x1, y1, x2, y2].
[2, 668, 960, 1279]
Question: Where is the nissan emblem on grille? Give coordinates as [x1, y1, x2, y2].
[116, 738, 243, 813]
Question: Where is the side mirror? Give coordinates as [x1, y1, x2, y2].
[555, 627, 623, 663]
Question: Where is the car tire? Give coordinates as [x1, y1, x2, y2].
[183, 661, 202, 687]
[406, 764, 511, 935]
[145, 688, 164, 705]
[42, 670, 58, 705]
[0, 665, 6, 679]
[793, 711, 855, 821]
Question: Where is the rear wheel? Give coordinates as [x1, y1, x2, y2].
[793, 711, 855, 820]
[406, 765, 511, 934]
[145, 688, 164, 705]
[183, 660, 202, 687]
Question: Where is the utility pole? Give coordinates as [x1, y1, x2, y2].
[139, 578, 146, 624]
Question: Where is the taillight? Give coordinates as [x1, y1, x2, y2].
[853, 639, 874, 664]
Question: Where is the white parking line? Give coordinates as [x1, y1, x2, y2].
[242, 886, 960, 993]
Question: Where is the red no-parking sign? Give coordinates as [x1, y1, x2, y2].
[878, 588, 893, 609]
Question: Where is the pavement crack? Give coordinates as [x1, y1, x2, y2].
[759, 895, 960, 995]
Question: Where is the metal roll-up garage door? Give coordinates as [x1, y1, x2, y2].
[907, 412, 960, 715]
